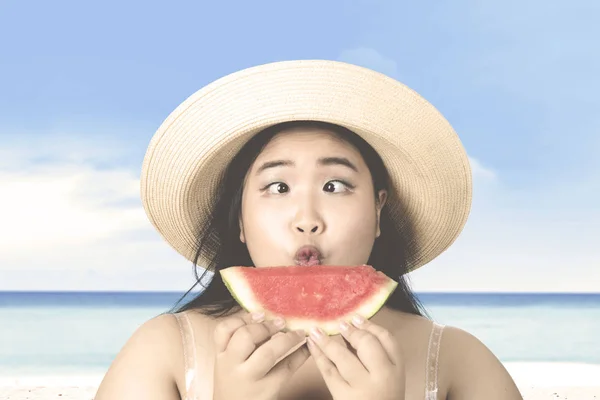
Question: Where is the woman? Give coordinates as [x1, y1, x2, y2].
[95, 60, 523, 399]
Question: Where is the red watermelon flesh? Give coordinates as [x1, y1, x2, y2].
[220, 265, 398, 335]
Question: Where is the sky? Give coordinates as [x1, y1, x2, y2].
[0, 0, 598, 292]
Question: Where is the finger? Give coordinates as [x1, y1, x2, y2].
[227, 317, 287, 361]
[213, 311, 267, 353]
[352, 316, 400, 366]
[306, 338, 347, 392]
[245, 330, 307, 378]
[309, 328, 367, 383]
[267, 339, 311, 381]
[341, 318, 395, 372]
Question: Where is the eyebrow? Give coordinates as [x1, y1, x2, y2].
[255, 156, 359, 175]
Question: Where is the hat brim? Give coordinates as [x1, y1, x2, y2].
[140, 60, 472, 273]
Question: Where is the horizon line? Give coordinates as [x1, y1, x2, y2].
[1, 290, 599, 295]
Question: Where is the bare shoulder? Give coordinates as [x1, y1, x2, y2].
[381, 308, 437, 343]
[380, 310, 522, 399]
[95, 312, 184, 400]
[439, 325, 523, 399]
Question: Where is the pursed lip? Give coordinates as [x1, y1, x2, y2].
[293, 245, 323, 266]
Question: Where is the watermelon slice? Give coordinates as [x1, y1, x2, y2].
[220, 265, 398, 335]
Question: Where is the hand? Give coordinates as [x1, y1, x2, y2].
[212, 311, 309, 400]
[307, 315, 405, 400]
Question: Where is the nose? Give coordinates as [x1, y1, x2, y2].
[293, 207, 324, 235]
[295, 221, 322, 234]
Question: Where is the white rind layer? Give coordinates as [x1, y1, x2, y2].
[220, 267, 398, 335]
[220, 268, 263, 310]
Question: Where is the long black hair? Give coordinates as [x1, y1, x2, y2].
[169, 120, 430, 319]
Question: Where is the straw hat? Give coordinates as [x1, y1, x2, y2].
[140, 59, 472, 272]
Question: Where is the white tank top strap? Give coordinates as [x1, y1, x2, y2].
[424, 320, 445, 400]
[173, 311, 203, 400]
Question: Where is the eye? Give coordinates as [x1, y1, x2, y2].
[263, 180, 354, 195]
[265, 182, 289, 194]
[323, 180, 354, 193]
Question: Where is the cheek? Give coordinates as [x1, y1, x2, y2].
[335, 206, 377, 239]
[327, 198, 379, 260]
[241, 199, 289, 251]
[331, 195, 377, 229]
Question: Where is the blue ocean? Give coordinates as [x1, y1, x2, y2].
[0, 292, 598, 375]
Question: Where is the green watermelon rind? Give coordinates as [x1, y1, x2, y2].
[220, 266, 398, 336]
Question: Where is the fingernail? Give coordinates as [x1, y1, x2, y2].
[352, 314, 365, 325]
[251, 311, 265, 321]
[307, 338, 315, 351]
[339, 321, 350, 331]
[274, 317, 286, 328]
[310, 327, 324, 341]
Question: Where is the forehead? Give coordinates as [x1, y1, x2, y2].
[258, 127, 361, 158]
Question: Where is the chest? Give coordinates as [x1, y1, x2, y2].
[187, 341, 443, 400]
[175, 313, 447, 400]
[277, 351, 439, 400]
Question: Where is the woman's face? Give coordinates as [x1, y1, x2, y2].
[239, 126, 387, 267]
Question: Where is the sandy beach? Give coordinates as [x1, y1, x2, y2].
[0, 374, 99, 400]
[1, 362, 599, 399]
[504, 362, 600, 399]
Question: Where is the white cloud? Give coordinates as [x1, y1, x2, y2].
[0, 164, 145, 254]
[0, 131, 136, 172]
[469, 156, 496, 180]
[0, 166, 145, 250]
[0, 133, 191, 291]
[338, 48, 399, 78]
[409, 156, 600, 293]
